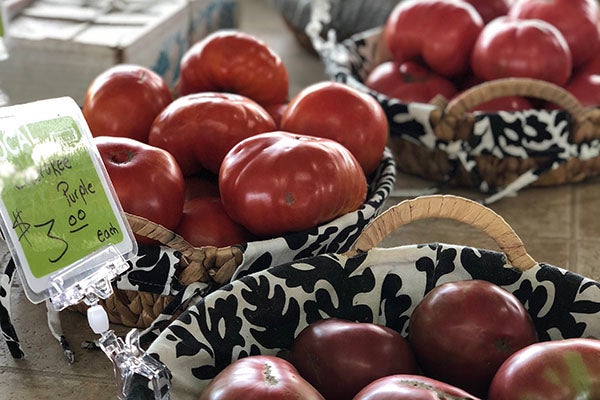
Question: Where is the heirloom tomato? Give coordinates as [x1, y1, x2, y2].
[509, 0, 600, 66]
[148, 92, 276, 176]
[383, 0, 484, 77]
[365, 61, 458, 103]
[199, 355, 324, 400]
[174, 197, 255, 248]
[564, 71, 600, 107]
[408, 280, 538, 397]
[280, 81, 388, 175]
[93, 136, 185, 245]
[263, 102, 288, 128]
[488, 338, 600, 400]
[288, 318, 418, 400]
[470, 17, 572, 86]
[184, 173, 220, 200]
[462, 0, 514, 23]
[179, 30, 289, 106]
[352, 375, 479, 400]
[218, 131, 367, 237]
[83, 64, 172, 143]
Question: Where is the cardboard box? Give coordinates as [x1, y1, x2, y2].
[0, 0, 238, 106]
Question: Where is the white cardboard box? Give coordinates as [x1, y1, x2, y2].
[0, 0, 238, 106]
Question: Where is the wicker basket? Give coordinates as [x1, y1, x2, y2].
[130, 194, 600, 399]
[305, 1, 600, 203]
[71, 148, 396, 328]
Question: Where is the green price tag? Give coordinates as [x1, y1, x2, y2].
[0, 97, 135, 299]
[2, 117, 124, 277]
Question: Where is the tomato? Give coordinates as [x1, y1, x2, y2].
[184, 173, 220, 201]
[509, 0, 600, 66]
[179, 30, 289, 106]
[219, 131, 367, 237]
[288, 319, 418, 400]
[470, 17, 572, 86]
[462, 0, 514, 23]
[174, 197, 255, 248]
[352, 374, 479, 400]
[383, 0, 483, 77]
[488, 338, 600, 400]
[365, 61, 458, 103]
[148, 92, 276, 176]
[280, 81, 388, 175]
[83, 64, 172, 143]
[93, 136, 185, 245]
[199, 355, 324, 400]
[564, 71, 600, 107]
[408, 280, 538, 397]
[263, 102, 288, 129]
[575, 51, 600, 76]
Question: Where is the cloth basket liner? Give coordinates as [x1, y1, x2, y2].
[0, 147, 396, 358]
[127, 241, 600, 399]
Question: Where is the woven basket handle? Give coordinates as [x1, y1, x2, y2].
[350, 195, 537, 271]
[432, 77, 599, 143]
[125, 213, 196, 258]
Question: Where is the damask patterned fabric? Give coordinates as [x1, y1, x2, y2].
[128, 242, 600, 400]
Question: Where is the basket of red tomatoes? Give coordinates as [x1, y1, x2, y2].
[124, 194, 600, 400]
[63, 29, 396, 329]
[306, 0, 600, 203]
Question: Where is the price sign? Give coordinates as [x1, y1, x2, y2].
[0, 97, 136, 302]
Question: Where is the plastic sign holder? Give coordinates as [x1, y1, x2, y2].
[0, 97, 171, 399]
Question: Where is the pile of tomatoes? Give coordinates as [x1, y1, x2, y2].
[83, 30, 389, 248]
[198, 279, 600, 400]
[367, 0, 600, 110]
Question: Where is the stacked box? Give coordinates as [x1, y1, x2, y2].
[0, 0, 239, 106]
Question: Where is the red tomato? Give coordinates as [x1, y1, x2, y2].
[564, 71, 600, 107]
[575, 52, 600, 76]
[365, 61, 458, 103]
[280, 81, 388, 175]
[219, 131, 367, 237]
[353, 375, 479, 400]
[288, 319, 418, 400]
[408, 280, 538, 397]
[199, 355, 324, 400]
[93, 136, 185, 245]
[148, 92, 276, 176]
[488, 338, 600, 400]
[509, 0, 600, 66]
[470, 17, 572, 86]
[179, 30, 289, 106]
[263, 102, 288, 129]
[175, 197, 255, 248]
[383, 0, 484, 77]
[184, 173, 220, 201]
[83, 64, 172, 143]
[462, 0, 514, 23]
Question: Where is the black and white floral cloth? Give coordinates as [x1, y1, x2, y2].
[128, 242, 600, 400]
